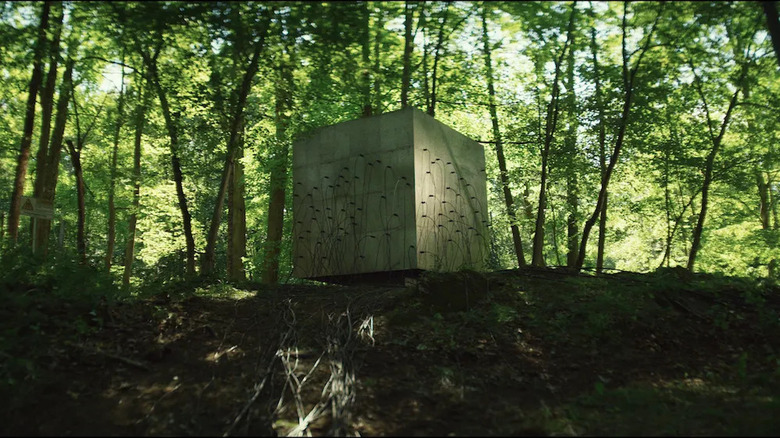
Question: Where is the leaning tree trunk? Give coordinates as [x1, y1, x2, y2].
[122, 80, 148, 291]
[481, 5, 526, 267]
[201, 16, 270, 277]
[686, 63, 746, 271]
[144, 55, 197, 277]
[575, 2, 663, 271]
[532, 4, 576, 267]
[8, 1, 51, 243]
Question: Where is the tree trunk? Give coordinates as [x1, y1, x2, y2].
[401, 1, 413, 108]
[201, 19, 270, 277]
[144, 54, 197, 276]
[532, 4, 576, 267]
[360, 1, 372, 117]
[32, 56, 73, 256]
[372, 3, 384, 115]
[262, 26, 295, 285]
[428, 3, 449, 117]
[8, 1, 51, 243]
[589, 21, 608, 273]
[481, 5, 526, 267]
[763, 1, 780, 68]
[105, 52, 126, 272]
[564, 23, 579, 269]
[32, 3, 63, 203]
[226, 137, 247, 282]
[122, 81, 147, 291]
[575, 2, 663, 271]
[66, 140, 86, 264]
[686, 65, 745, 271]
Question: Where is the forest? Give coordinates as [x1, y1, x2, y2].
[1, 1, 779, 436]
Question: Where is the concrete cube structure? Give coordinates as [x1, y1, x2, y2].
[292, 107, 488, 280]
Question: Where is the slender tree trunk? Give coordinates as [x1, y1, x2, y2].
[590, 23, 608, 273]
[66, 140, 86, 264]
[33, 57, 73, 256]
[32, 3, 63, 202]
[686, 65, 745, 271]
[105, 52, 126, 272]
[373, 3, 384, 115]
[122, 81, 147, 291]
[532, 4, 576, 267]
[201, 19, 270, 276]
[226, 135, 247, 282]
[421, 6, 430, 112]
[262, 23, 295, 284]
[763, 1, 780, 68]
[401, 1, 413, 108]
[481, 5, 526, 267]
[360, 1, 372, 117]
[428, 3, 449, 117]
[144, 55, 197, 276]
[575, 2, 663, 271]
[564, 13, 579, 269]
[8, 1, 51, 243]
[661, 118, 674, 268]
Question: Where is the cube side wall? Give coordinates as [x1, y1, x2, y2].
[412, 109, 489, 271]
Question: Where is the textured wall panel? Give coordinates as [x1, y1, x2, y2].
[292, 107, 487, 279]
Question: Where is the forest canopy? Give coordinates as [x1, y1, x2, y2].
[1, 0, 778, 288]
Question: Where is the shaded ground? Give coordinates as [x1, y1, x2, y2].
[2, 266, 779, 436]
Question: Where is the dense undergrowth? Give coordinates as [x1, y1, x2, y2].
[1, 252, 779, 435]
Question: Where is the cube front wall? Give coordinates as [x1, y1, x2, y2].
[292, 107, 487, 279]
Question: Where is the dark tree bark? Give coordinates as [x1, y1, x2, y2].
[142, 50, 197, 276]
[686, 59, 747, 271]
[105, 52, 126, 272]
[8, 1, 51, 243]
[532, 4, 577, 267]
[122, 79, 148, 291]
[401, 1, 413, 108]
[589, 18, 608, 273]
[32, 3, 63, 202]
[575, 2, 663, 271]
[428, 4, 449, 117]
[763, 1, 780, 67]
[481, 5, 526, 267]
[564, 23, 579, 269]
[226, 134, 247, 283]
[201, 13, 271, 277]
[372, 3, 384, 114]
[65, 140, 86, 264]
[32, 56, 73, 256]
[360, 1, 372, 117]
[262, 38, 294, 284]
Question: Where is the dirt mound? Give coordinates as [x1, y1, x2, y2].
[2, 269, 779, 435]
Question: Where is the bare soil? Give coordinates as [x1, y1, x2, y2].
[2, 268, 779, 436]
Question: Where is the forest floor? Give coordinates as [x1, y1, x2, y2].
[2, 265, 780, 436]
